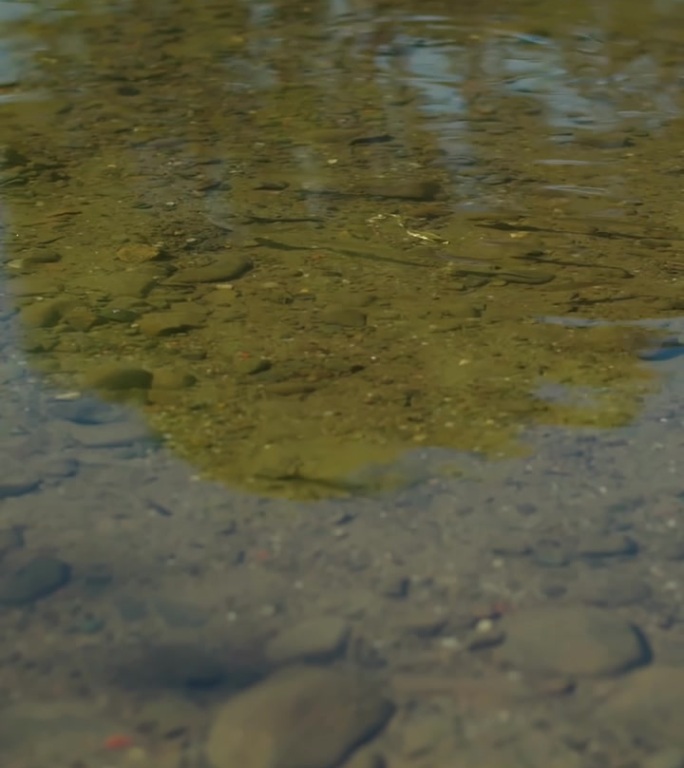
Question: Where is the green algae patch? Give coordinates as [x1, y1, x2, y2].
[0, 0, 680, 497]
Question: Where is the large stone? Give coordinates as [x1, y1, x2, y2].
[170, 253, 253, 284]
[20, 298, 75, 328]
[600, 666, 684, 749]
[0, 557, 71, 605]
[265, 618, 351, 665]
[319, 307, 367, 328]
[205, 665, 394, 768]
[84, 366, 153, 391]
[138, 308, 206, 337]
[498, 606, 649, 677]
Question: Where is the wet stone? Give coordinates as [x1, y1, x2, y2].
[122, 644, 228, 690]
[69, 615, 106, 634]
[343, 749, 386, 768]
[170, 253, 253, 283]
[67, 420, 154, 448]
[11, 276, 63, 297]
[116, 242, 165, 264]
[498, 606, 650, 677]
[81, 563, 113, 595]
[466, 622, 506, 651]
[531, 539, 572, 567]
[83, 365, 153, 391]
[0, 474, 40, 499]
[265, 617, 351, 665]
[138, 308, 206, 337]
[151, 368, 197, 389]
[362, 179, 442, 201]
[662, 539, 684, 561]
[98, 306, 140, 323]
[0, 527, 25, 558]
[381, 575, 411, 599]
[62, 306, 101, 332]
[601, 666, 684, 749]
[582, 576, 652, 608]
[401, 713, 450, 760]
[577, 534, 638, 559]
[116, 596, 150, 622]
[154, 598, 210, 629]
[400, 611, 447, 638]
[234, 357, 272, 376]
[136, 696, 203, 739]
[0, 556, 71, 605]
[491, 534, 532, 557]
[108, 273, 157, 299]
[644, 749, 684, 768]
[40, 457, 79, 480]
[49, 395, 127, 425]
[20, 298, 74, 329]
[319, 307, 367, 328]
[205, 665, 394, 768]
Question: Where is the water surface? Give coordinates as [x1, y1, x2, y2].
[2, 1, 684, 766]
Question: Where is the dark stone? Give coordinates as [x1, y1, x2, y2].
[0, 556, 71, 605]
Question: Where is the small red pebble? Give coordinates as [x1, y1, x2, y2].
[103, 733, 134, 751]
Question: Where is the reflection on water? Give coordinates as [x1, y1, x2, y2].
[3, 0, 684, 766]
[3, 0, 684, 496]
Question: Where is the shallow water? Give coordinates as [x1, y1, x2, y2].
[2, 0, 684, 766]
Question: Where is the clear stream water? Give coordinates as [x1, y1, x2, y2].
[2, 1, 684, 766]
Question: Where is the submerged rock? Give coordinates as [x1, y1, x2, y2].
[498, 606, 650, 677]
[0, 556, 71, 605]
[206, 665, 394, 768]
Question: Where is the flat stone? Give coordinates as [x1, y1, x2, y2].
[135, 696, 203, 739]
[601, 666, 684, 749]
[11, 276, 62, 297]
[0, 476, 40, 499]
[20, 298, 74, 328]
[118, 643, 230, 690]
[205, 665, 394, 768]
[320, 307, 367, 328]
[400, 611, 447, 639]
[265, 617, 351, 665]
[0, 527, 24, 557]
[154, 598, 209, 629]
[67, 420, 153, 448]
[62, 306, 102, 332]
[151, 368, 197, 389]
[644, 749, 684, 768]
[106, 273, 156, 298]
[116, 242, 165, 264]
[498, 606, 649, 677]
[583, 577, 652, 608]
[19, 250, 62, 267]
[40, 457, 79, 480]
[362, 179, 442, 201]
[0, 556, 71, 605]
[49, 396, 127, 425]
[138, 308, 206, 337]
[171, 253, 253, 284]
[577, 534, 638, 559]
[75, 273, 156, 299]
[0, 700, 124, 764]
[343, 749, 386, 768]
[84, 366, 153, 391]
[531, 539, 572, 567]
